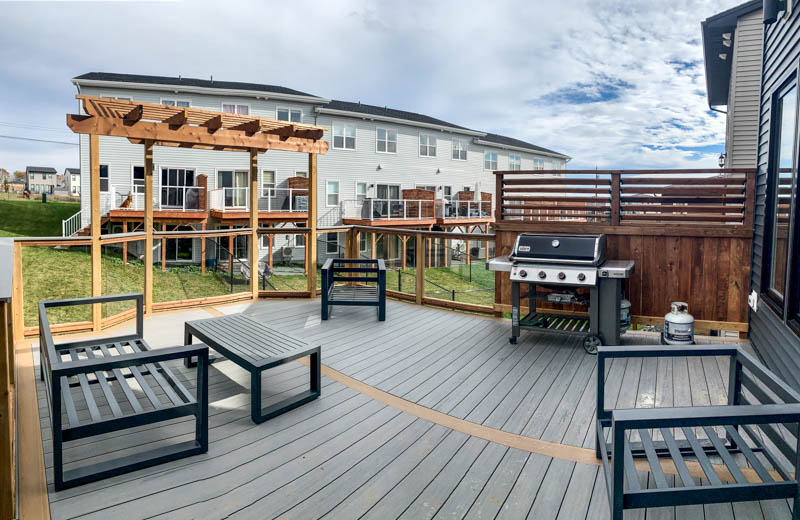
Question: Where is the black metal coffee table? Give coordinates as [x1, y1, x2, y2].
[184, 313, 321, 423]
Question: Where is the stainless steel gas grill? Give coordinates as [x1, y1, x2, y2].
[487, 233, 634, 353]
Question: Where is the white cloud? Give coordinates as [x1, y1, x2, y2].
[0, 0, 742, 172]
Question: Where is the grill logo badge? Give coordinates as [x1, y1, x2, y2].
[551, 239, 560, 248]
[518, 245, 530, 252]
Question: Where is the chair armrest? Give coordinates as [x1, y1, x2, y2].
[611, 403, 800, 430]
[598, 345, 740, 360]
[52, 343, 209, 378]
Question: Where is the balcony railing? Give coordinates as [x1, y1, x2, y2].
[341, 199, 437, 221]
[209, 187, 308, 212]
[109, 185, 206, 212]
[437, 199, 492, 219]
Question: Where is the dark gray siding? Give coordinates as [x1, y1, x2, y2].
[751, 1, 800, 390]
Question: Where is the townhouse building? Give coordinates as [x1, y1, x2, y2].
[70, 72, 569, 267]
[25, 166, 58, 194]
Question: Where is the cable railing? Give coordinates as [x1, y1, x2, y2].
[209, 187, 310, 212]
[342, 198, 436, 220]
[438, 199, 492, 219]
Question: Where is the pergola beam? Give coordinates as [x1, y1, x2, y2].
[67, 114, 328, 154]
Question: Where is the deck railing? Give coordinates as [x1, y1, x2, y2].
[495, 169, 755, 228]
[437, 199, 492, 220]
[341, 199, 436, 220]
[111, 185, 206, 212]
[61, 210, 82, 237]
[209, 187, 308, 212]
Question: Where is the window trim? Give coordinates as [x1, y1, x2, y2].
[355, 181, 368, 202]
[331, 122, 356, 151]
[160, 98, 191, 108]
[326, 179, 340, 207]
[762, 74, 800, 319]
[375, 126, 398, 154]
[99, 164, 109, 193]
[419, 133, 437, 158]
[509, 154, 522, 171]
[326, 232, 339, 254]
[261, 170, 276, 197]
[276, 107, 302, 123]
[131, 164, 145, 195]
[451, 138, 468, 161]
[483, 150, 498, 170]
[221, 102, 251, 115]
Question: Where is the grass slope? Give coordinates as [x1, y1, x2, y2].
[0, 198, 80, 237]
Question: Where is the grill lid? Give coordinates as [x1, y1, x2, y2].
[510, 234, 607, 266]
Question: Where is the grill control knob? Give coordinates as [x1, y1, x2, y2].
[558, 272, 566, 281]
[577, 273, 586, 281]
[538, 270, 547, 279]
[518, 269, 528, 278]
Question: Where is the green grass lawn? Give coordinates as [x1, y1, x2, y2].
[0, 198, 80, 237]
[22, 247, 232, 327]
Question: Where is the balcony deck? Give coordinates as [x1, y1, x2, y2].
[29, 300, 792, 519]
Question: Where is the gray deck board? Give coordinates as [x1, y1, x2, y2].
[31, 299, 791, 520]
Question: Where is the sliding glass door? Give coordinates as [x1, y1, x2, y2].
[217, 170, 248, 208]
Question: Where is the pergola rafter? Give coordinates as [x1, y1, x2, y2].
[67, 95, 329, 153]
[65, 96, 326, 322]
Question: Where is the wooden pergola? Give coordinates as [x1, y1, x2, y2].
[67, 96, 329, 327]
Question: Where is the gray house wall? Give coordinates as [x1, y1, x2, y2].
[749, 2, 800, 391]
[725, 9, 763, 168]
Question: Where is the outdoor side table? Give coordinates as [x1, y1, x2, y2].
[184, 313, 321, 424]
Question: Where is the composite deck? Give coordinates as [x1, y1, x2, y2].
[32, 300, 794, 519]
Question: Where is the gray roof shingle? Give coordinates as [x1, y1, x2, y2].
[26, 166, 57, 174]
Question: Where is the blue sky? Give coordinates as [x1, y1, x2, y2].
[0, 0, 742, 173]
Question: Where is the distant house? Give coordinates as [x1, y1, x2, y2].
[702, 0, 763, 168]
[65, 168, 80, 197]
[4, 180, 25, 194]
[25, 166, 58, 194]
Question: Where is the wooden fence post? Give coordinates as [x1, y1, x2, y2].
[611, 173, 621, 225]
[89, 134, 101, 331]
[0, 299, 13, 520]
[495, 173, 503, 222]
[143, 140, 154, 315]
[416, 234, 425, 305]
[249, 149, 259, 299]
[306, 153, 318, 297]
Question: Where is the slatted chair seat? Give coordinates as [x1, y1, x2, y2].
[321, 258, 386, 321]
[596, 345, 800, 520]
[39, 294, 209, 491]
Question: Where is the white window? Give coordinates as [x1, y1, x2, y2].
[72, 184, 79, 195]
[376, 127, 397, 153]
[360, 233, 368, 253]
[326, 180, 339, 206]
[294, 171, 308, 178]
[443, 186, 453, 200]
[99, 165, 109, 192]
[277, 108, 301, 122]
[132, 166, 145, 194]
[452, 138, 467, 161]
[463, 186, 472, 192]
[419, 134, 437, 157]
[222, 103, 249, 115]
[484, 151, 498, 170]
[326, 232, 338, 254]
[376, 184, 400, 200]
[295, 234, 306, 247]
[113, 96, 132, 101]
[533, 158, 545, 170]
[333, 123, 356, 150]
[416, 184, 437, 193]
[356, 182, 367, 202]
[262, 170, 275, 197]
[161, 98, 190, 108]
[509, 154, 521, 170]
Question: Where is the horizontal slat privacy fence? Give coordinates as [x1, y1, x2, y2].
[493, 169, 757, 335]
[497, 169, 754, 228]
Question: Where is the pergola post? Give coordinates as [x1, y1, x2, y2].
[143, 140, 154, 314]
[371, 233, 376, 260]
[89, 134, 101, 331]
[306, 153, 317, 296]
[249, 149, 259, 298]
[200, 222, 206, 274]
[401, 236, 407, 270]
[121, 219, 128, 264]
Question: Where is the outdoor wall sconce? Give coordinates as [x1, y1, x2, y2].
[718, 153, 726, 168]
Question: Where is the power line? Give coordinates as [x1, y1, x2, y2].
[0, 121, 72, 133]
[0, 135, 78, 146]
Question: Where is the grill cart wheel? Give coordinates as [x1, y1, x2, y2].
[583, 335, 602, 355]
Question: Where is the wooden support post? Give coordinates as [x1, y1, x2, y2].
[306, 153, 318, 296]
[401, 236, 407, 270]
[89, 134, 102, 331]
[121, 219, 128, 264]
[427, 235, 432, 268]
[143, 140, 154, 314]
[160, 224, 166, 272]
[249, 148, 259, 299]
[611, 173, 621, 225]
[0, 300, 12, 520]
[268, 232, 273, 268]
[228, 225, 233, 272]
[371, 232, 376, 260]
[466, 237, 471, 265]
[416, 234, 425, 305]
[200, 222, 206, 274]
[495, 173, 503, 222]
